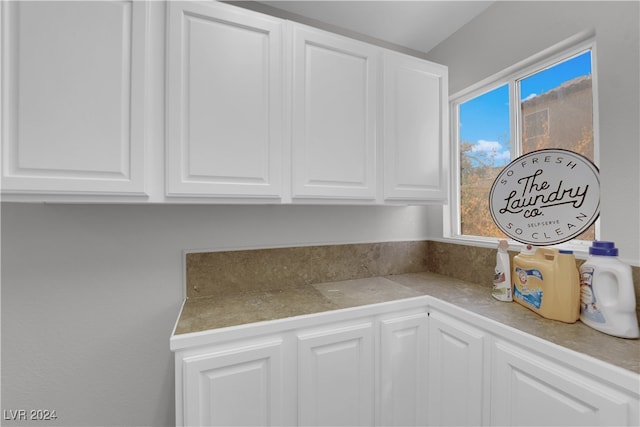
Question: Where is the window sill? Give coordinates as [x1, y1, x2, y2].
[433, 235, 591, 260]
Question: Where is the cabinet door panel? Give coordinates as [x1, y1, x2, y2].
[167, 1, 283, 197]
[428, 310, 486, 426]
[2, 1, 147, 194]
[182, 339, 283, 427]
[383, 51, 448, 202]
[379, 312, 428, 427]
[492, 339, 633, 426]
[298, 322, 374, 426]
[292, 24, 378, 200]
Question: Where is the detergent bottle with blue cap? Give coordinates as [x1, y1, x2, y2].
[580, 241, 639, 338]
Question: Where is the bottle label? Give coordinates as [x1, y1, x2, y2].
[513, 267, 543, 309]
[580, 266, 606, 323]
[492, 286, 512, 299]
[492, 268, 512, 301]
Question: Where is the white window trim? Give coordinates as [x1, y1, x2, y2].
[443, 32, 599, 258]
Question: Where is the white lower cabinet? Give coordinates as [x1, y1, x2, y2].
[297, 321, 374, 426]
[173, 297, 639, 427]
[179, 337, 285, 427]
[173, 300, 431, 427]
[379, 311, 429, 426]
[427, 309, 488, 426]
[491, 339, 638, 426]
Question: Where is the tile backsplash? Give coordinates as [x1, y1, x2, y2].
[185, 240, 640, 322]
[185, 241, 429, 298]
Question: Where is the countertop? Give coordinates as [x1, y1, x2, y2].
[174, 271, 640, 374]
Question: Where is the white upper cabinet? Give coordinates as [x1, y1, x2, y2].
[383, 50, 449, 202]
[2, 0, 449, 204]
[290, 23, 378, 202]
[166, 1, 284, 199]
[1, 1, 150, 196]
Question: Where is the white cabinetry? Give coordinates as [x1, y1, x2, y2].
[379, 311, 429, 426]
[2, 0, 450, 204]
[173, 298, 432, 427]
[166, 1, 284, 199]
[173, 296, 639, 427]
[428, 299, 640, 427]
[1, 1, 150, 196]
[492, 338, 638, 426]
[297, 321, 374, 426]
[177, 337, 285, 427]
[427, 309, 488, 426]
[290, 24, 378, 201]
[383, 51, 448, 202]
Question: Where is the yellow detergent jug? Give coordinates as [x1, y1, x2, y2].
[512, 246, 580, 323]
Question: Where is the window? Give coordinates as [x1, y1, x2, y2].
[523, 109, 549, 139]
[448, 40, 597, 247]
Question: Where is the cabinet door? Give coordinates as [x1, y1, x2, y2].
[492, 339, 637, 426]
[1, 1, 148, 195]
[291, 23, 378, 201]
[427, 309, 487, 426]
[379, 312, 429, 427]
[383, 51, 448, 203]
[166, 1, 284, 198]
[180, 339, 284, 427]
[297, 321, 374, 426]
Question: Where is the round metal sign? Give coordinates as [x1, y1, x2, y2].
[489, 149, 600, 245]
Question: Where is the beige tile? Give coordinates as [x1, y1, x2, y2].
[313, 276, 422, 308]
[175, 287, 338, 334]
[185, 241, 429, 298]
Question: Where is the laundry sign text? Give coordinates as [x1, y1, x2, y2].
[489, 149, 600, 245]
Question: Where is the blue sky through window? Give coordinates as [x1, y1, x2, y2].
[459, 84, 510, 166]
[459, 51, 592, 167]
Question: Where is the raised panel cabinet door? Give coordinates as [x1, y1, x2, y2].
[291, 23, 378, 201]
[427, 309, 486, 427]
[181, 339, 284, 427]
[491, 339, 636, 426]
[1, 1, 148, 195]
[166, 1, 284, 198]
[379, 312, 429, 427]
[297, 321, 374, 426]
[383, 51, 448, 203]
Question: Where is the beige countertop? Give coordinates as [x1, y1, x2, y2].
[174, 271, 640, 375]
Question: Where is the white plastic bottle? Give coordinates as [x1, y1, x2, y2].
[492, 240, 512, 301]
[579, 241, 639, 338]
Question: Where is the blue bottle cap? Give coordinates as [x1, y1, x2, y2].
[559, 249, 573, 254]
[589, 241, 618, 256]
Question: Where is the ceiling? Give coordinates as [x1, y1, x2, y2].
[256, 1, 495, 54]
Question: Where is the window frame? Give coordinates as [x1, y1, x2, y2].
[444, 35, 600, 256]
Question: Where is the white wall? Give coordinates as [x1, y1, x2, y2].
[425, 0, 640, 265]
[1, 203, 430, 426]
